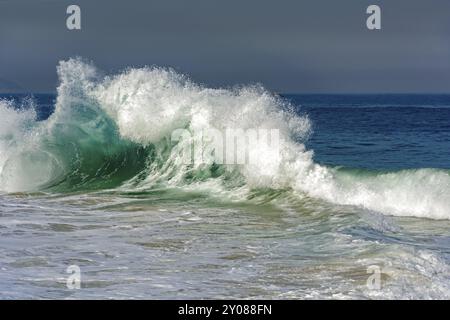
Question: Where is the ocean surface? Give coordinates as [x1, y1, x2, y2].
[0, 59, 449, 299]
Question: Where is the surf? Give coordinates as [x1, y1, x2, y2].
[0, 57, 449, 220]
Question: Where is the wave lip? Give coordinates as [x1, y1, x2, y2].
[0, 57, 449, 220]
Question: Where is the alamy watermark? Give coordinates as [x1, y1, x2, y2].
[66, 265, 81, 290]
[171, 127, 281, 166]
[366, 5, 381, 30]
[65, 4, 381, 31]
[66, 5, 81, 30]
[366, 264, 394, 290]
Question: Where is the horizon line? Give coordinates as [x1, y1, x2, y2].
[4, 92, 450, 96]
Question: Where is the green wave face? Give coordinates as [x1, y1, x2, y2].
[0, 91, 150, 192]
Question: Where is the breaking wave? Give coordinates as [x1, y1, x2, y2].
[1, 58, 449, 220]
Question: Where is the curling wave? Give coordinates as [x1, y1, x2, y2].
[0, 58, 449, 220]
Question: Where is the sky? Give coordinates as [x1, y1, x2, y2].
[1, 0, 450, 93]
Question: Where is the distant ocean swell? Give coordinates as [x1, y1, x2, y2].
[0, 57, 449, 220]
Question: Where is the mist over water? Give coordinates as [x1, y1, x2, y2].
[0, 59, 449, 299]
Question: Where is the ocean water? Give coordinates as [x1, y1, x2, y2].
[0, 59, 449, 299]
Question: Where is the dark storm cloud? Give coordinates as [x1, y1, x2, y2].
[1, 0, 450, 93]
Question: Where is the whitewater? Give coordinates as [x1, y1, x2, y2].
[0, 58, 449, 299]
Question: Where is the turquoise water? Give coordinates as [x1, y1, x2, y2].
[0, 59, 449, 299]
